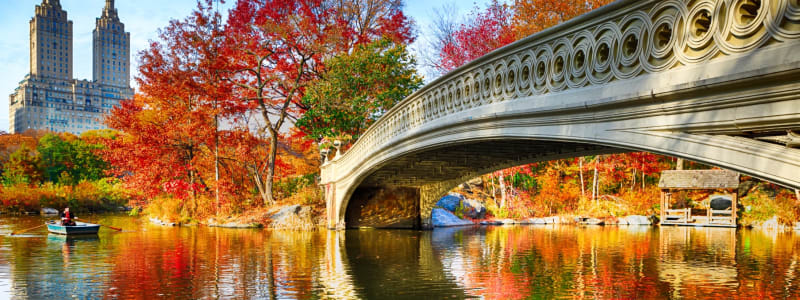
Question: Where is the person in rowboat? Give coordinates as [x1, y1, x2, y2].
[60, 207, 77, 226]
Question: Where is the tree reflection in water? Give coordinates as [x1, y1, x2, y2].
[0, 216, 799, 299]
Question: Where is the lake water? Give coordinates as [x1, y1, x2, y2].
[1, 215, 799, 299]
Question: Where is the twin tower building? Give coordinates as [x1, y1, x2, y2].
[8, 0, 133, 134]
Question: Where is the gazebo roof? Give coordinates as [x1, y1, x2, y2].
[658, 170, 739, 189]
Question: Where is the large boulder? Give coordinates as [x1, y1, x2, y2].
[432, 208, 473, 227]
[436, 194, 464, 212]
[462, 199, 486, 219]
[40, 207, 59, 215]
[625, 215, 652, 225]
[270, 205, 315, 230]
[710, 196, 733, 210]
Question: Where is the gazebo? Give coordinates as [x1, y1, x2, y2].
[658, 170, 739, 227]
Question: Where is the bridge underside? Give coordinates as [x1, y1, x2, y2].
[358, 140, 617, 188]
[345, 140, 622, 229]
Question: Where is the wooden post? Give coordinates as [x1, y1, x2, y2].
[732, 191, 738, 224]
[660, 190, 665, 224]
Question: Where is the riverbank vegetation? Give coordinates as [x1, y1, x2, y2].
[0, 131, 130, 213]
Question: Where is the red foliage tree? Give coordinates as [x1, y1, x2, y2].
[104, 1, 230, 212]
[222, 0, 412, 204]
[435, 0, 515, 72]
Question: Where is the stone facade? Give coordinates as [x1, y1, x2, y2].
[8, 0, 132, 135]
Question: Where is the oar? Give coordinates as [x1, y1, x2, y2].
[80, 218, 122, 231]
[10, 223, 47, 236]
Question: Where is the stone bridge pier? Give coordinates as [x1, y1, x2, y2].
[321, 0, 800, 229]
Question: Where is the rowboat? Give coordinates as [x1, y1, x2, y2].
[46, 221, 100, 235]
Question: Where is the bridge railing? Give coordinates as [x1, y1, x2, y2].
[322, 0, 800, 183]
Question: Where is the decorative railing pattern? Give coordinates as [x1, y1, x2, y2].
[323, 0, 800, 181]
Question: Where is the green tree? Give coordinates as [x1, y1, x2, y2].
[38, 134, 74, 184]
[298, 38, 423, 141]
[37, 133, 108, 185]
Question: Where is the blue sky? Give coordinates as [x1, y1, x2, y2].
[0, 0, 504, 132]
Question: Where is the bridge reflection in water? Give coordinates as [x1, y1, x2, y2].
[2, 216, 800, 299]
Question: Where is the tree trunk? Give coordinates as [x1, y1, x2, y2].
[795, 189, 800, 205]
[592, 156, 599, 204]
[214, 114, 220, 214]
[631, 169, 636, 192]
[676, 158, 684, 170]
[252, 169, 269, 205]
[499, 170, 507, 209]
[265, 132, 278, 205]
[579, 157, 585, 198]
[642, 171, 645, 189]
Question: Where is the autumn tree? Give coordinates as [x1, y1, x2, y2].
[223, 0, 412, 204]
[1, 144, 43, 185]
[104, 2, 229, 212]
[434, 0, 514, 73]
[512, 0, 612, 39]
[297, 38, 422, 141]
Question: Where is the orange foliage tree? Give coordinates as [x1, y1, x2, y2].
[222, 0, 413, 204]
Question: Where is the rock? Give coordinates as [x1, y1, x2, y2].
[500, 219, 517, 225]
[462, 198, 487, 219]
[270, 204, 301, 220]
[149, 217, 177, 226]
[436, 194, 464, 212]
[545, 216, 560, 224]
[710, 196, 733, 210]
[794, 222, 800, 231]
[40, 207, 59, 215]
[625, 215, 652, 225]
[270, 205, 315, 230]
[432, 208, 473, 227]
[518, 218, 534, 224]
[466, 177, 483, 186]
[532, 218, 546, 224]
[581, 217, 604, 225]
[617, 218, 629, 225]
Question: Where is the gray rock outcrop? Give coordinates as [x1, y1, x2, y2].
[432, 208, 473, 227]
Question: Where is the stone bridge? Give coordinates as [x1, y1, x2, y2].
[320, 0, 800, 229]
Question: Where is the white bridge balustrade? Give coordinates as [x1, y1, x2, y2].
[321, 0, 800, 229]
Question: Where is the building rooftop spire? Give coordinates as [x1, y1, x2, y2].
[102, 0, 119, 20]
[43, 0, 61, 7]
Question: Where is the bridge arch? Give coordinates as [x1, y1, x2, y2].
[321, 0, 800, 229]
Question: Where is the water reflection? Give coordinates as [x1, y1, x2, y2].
[0, 216, 799, 299]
